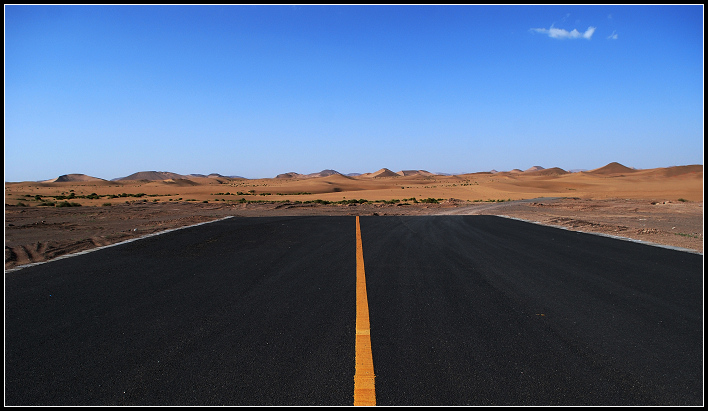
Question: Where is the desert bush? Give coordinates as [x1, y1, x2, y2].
[102, 203, 112, 206]
[56, 201, 81, 207]
[674, 232, 700, 238]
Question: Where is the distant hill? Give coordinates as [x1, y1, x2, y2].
[634, 164, 703, 178]
[113, 171, 187, 181]
[307, 169, 342, 178]
[524, 166, 545, 172]
[189, 173, 245, 179]
[524, 167, 569, 176]
[587, 162, 637, 175]
[275, 172, 301, 179]
[397, 170, 435, 177]
[276, 169, 343, 179]
[364, 168, 400, 178]
[44, 174, 106, 183]
[189, 173, 224, 178]
[658, 164, 702, 177]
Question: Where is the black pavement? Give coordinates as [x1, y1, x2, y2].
[5, 215, 703, 405]
[361, 215, 702, 405]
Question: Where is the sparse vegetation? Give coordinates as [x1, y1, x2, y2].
[674, 232, 700, 238]
[472, 198, 510, 203]
[56, 201, 82, 207]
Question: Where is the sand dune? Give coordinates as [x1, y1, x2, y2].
[524, 166, 545, 172]
[647, 164, 702, 178]
[586, 162, 637, 175]
[5, 163, 703, 207]
[6, 162, 702, 271]
[161, 179, 201, 186]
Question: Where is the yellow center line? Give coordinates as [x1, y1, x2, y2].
[354, 216, 376, 406]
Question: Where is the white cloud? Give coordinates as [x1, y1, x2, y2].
[607, 30, 618, 40]
[531, 24, 596, 40]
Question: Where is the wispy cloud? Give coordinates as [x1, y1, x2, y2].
[607, 30, 618, 40]
[531, 24, 596, 40]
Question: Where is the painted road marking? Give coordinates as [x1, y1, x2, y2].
[354, 216, 376, 406]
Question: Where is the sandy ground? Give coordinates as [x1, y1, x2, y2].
[5, 164, 703, 269]
[438, 197, 703, 253]
[5, 196, 702, 270]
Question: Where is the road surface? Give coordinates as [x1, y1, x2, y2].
[5, 216, 703, 405]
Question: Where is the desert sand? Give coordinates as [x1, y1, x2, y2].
[5, 163, 703, 269]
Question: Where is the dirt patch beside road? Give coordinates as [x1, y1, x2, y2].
[5, 197, 702, 270]
[440, 197, 703, 253]
[4, 200, 459, 270]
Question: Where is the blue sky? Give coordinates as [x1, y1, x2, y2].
[4, 5, 704, 181]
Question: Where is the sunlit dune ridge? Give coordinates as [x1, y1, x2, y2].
[6, 163, 703, 205]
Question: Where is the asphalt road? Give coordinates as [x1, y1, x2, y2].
[5, 216, 703, 405]
[360, 216, 702, 405]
